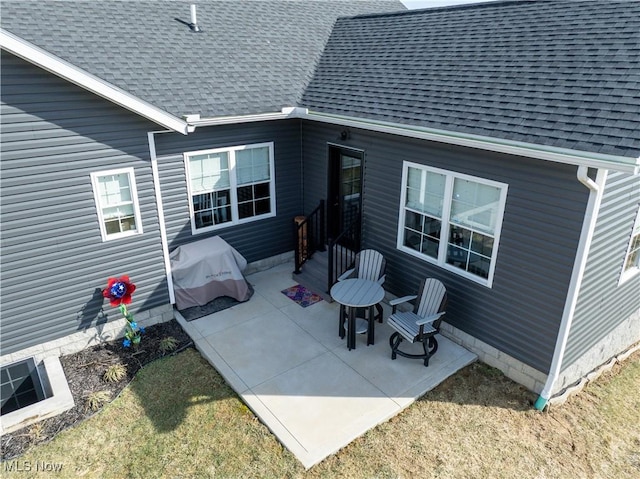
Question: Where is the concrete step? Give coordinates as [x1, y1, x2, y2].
[293, 250, 332, 301]
[292, 244, 357, 303]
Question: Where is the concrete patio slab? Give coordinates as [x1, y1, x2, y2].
[175, 260, 477, 469]
[280, 300, 345, 350]
[248, 351, 399, 467]
[332, 327, 472, 404]
[203, 309, 328, 389]
[192, 293, 278, 338]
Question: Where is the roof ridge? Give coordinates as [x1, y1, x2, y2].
[347, 0, 536, 20]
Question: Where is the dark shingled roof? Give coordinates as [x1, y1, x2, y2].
[0, 0, 404, 118]
[301, 0, 640, 158]
[2, 0, 639, 159]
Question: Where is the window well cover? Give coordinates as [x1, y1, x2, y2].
[1, 358, 46, 416]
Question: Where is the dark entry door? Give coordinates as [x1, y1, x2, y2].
[328, 145, 363, 249]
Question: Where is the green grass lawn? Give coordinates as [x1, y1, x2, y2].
[4, 347, 639, 478]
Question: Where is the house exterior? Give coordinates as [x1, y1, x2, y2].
[0, 0, 402, 361]
[1, 0, 638, 409]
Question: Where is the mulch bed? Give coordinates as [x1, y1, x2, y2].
[1, 319, 193, 461]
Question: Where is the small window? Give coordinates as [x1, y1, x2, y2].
[184, 142, 276, 233]
[620, 207, 640, 284]
[1, 358, 46, 416]
[91, 168, 143, 241]
[398, 162, 508, 287]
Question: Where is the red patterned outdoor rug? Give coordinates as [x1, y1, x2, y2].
[281, 284, 323, 308]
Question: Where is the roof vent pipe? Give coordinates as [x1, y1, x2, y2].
[189, 4, 201, 32]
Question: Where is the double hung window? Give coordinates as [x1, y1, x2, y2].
[620, 207, 640, 283]
[398, 162, 508, 287]
[90, 168, 142, 241]
[184, 142, 275, 233]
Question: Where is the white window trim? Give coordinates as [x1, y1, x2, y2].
[619, 206, 640, 285]
[396, 161, 508, 288]
[90, 167, 143, 242]
[184, 142, 276, 234]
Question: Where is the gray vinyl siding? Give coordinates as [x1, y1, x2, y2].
[1, 52, 168, 355]
[301, 121, 589, 372]
[153, 120, 303, 262]
[564, 172, 640, 369]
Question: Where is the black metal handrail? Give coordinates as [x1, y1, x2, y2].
[327, 218, 360, 293]
[293, 200, 326, 274]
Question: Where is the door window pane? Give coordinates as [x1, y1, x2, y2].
[341, 154, 361, 198]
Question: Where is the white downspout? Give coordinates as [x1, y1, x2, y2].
[147, 131, 176, 304]
[534, 166, 608, 410]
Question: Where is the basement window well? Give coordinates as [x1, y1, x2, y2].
[1, 358, 46, 415]
[0, 356, 74, 434]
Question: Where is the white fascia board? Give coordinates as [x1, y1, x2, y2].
[187, 107, 301, 128]
[1, 29, 189, 135]
[297, 109, 640, 174]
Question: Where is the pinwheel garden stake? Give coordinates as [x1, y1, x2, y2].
[102, 276, 144, 347]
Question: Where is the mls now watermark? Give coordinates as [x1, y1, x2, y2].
[4, 460, 64, 473]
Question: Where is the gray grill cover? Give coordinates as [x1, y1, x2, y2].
[170, 236, 250, 310]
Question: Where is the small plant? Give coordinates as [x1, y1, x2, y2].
[27, 423, 45, 442]
[103, 364, 127, 383]
[85, 390, 112, 412]
[159, 336, 179, 353]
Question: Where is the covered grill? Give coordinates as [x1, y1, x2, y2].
[170, 236, 251, 310]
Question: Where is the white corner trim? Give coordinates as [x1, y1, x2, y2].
[1, 29, 189, 135]
[537, 167, 609, 403]
[296, 110, 640, 174]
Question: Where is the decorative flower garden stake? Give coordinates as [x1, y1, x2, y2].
[102, 275, 143, 347]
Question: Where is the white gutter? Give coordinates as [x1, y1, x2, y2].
[534, 166, 608, 410]
[147, 131, 176, 305]
[186, 107, 640, 174]
[1, 29, 190, 135]
[296, 109, 640, 174]
[187, 107, 300, 128]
